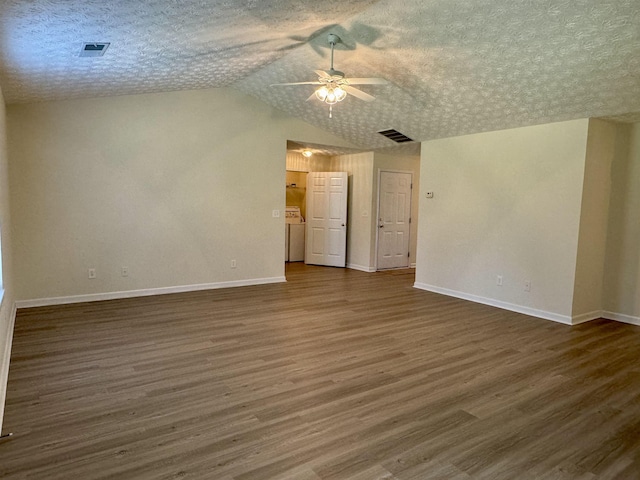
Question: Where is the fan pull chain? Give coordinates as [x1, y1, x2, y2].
[329, 105, 333, 118]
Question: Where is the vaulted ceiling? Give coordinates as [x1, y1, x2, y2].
[1, 0, 638, 149]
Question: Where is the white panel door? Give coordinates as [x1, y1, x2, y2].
[377, 171, 412, 270]
[305, 172, 348, 267]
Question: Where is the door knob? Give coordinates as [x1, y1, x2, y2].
[341, 223, 345, 227]
[379, 224, 384, 228]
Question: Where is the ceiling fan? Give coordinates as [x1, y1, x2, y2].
[271, 33, 387, 118]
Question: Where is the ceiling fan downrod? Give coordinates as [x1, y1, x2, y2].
[327, 33, 341, 77]
[327, 34, 341, 119]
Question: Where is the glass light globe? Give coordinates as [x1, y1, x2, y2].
[325, 89, 338, 105]
[315, 86, 328, 101]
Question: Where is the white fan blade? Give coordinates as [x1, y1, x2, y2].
[315, 69, 331, 79]
[306, 93, 317, 102]
[270, 81, 322, 87]
[345, 77, 388, 85]
[343, 85, 375, 102]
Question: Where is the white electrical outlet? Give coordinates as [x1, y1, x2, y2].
[88, 268, 96, 279]
[231, 259, 237, 269]
[425, 191, 434, 198]
[524, 280, 531, 292]
[272, 209, 280, 218]
[121, 266, 129, 277]
[496, 275, 503, 286]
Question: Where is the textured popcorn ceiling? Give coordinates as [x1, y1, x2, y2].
[0, 0, 639, 149]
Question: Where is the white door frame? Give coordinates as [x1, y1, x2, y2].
[375, 169, 414, 271]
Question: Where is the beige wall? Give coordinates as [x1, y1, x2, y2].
[373, 151, 421, 268]
[603, 122, 640, 322]
[416, 119, 589, 322]
[330, 152, 375, 271]
[571, 119, 616, 320]
[0, 85, 16, 431]
[8, 88, 355, 303]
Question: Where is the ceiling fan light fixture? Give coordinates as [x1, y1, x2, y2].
[272, 33, 385, 113]
[315, 84, 347, 105]
[302, 150, 313, 157]
[315, 86, 329, 101]
[325, 90, 338, 104]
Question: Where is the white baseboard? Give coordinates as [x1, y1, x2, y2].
[412, 284, 640, 328]
[410, 263, 416, 268]
[413, 282, 573, 325]
[571, 310, 603, 325]
[602, 311, 640, 327]
[0, 301, 17, 434]
[15, 276, 287, 309]
[347, 264, 376, 273]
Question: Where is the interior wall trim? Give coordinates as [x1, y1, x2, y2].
[0, 301, 17, 433]
[602, 311, 640, 327]
[15, 277, 287, 310]
[413, 282, 573, 325]
[571, 310, 603, 325]
[347, 263, 376, 273]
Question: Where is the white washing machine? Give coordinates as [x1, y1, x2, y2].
[285, 206, 305, 262]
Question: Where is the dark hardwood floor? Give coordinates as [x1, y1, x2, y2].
[2, 263, 640, 479]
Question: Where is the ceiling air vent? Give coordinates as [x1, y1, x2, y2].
[377, 129, 414, 143]
[79, 42, 110, 57]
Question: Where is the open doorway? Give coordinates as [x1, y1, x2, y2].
[285, 171, 306, 263]
[284, 141, 420, 279]
[284, 142, 355, 276]
[285, 169, 349, 268]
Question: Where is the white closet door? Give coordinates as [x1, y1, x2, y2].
[305, 172, 348, 267]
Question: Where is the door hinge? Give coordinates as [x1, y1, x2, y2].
[409, 217, 412, 224]
[408, 252, 410, 257]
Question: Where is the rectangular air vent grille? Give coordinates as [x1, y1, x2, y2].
[79, 43, 110, 57]
[378, 129, 414, 143]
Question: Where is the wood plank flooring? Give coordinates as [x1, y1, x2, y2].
[2, 263, 640, 479]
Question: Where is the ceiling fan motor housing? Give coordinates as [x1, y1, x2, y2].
[327, 33, 341, 46]
[326, 69, 345, 80]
